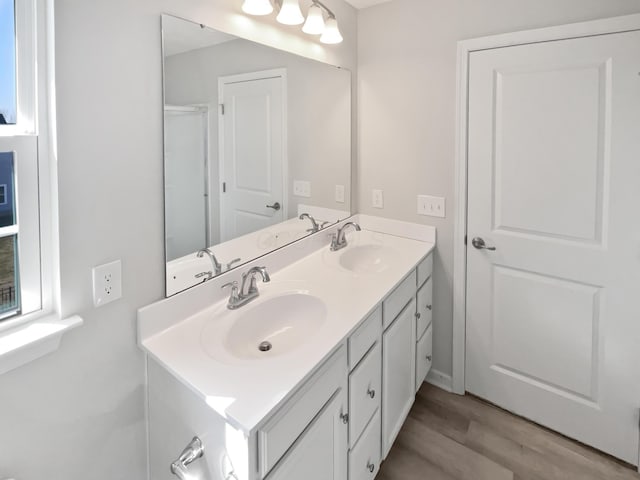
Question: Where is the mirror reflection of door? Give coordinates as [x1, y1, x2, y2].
[219, 70, 286, 242]
[164, 106, 209, 261]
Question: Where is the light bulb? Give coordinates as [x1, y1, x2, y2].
[302, 4, 325, 35]
[320, 17, 343, 44]
[277, 0, 304, 25]
[242, 0, 273, 16]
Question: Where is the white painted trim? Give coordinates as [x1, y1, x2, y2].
[425, 369, 453, 393]
[0, 314, 82, 375]
[452, 14, 640, 401]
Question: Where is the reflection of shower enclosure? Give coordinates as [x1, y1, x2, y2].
[164, 106, 209, 261]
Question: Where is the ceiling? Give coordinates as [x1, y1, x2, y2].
[344, 0, 393, 9]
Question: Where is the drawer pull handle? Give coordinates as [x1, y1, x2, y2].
[367, 388, 376, 399]
[415, 312, 421, 319]
[367, 462, 375, 473]
[426, 304, 432, 311]
[340, 412, 349, 424]
[426, 355, 432, 362]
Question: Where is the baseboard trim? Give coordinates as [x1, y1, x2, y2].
[426, 369, 453, 393]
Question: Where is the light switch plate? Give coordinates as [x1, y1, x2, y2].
[372, 189, 384, 209]
[293, 180, 311, 198]
[417, 195, 445, 218]
[92, 260, 122, 307]
[335, 185, 345, 203]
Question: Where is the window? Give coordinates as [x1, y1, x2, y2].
[0, 0, 45, 323]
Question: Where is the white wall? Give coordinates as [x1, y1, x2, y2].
[357, 0, 640, 379]
[0, 1, 356, 479]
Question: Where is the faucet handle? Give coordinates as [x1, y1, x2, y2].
[221, 281, 239, 298]
[226, 258, 242, 271]
[195, 271, 213, 280]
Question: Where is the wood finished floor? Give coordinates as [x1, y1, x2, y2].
[377, 384, 640, 480]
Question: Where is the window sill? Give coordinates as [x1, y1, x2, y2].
[0, 314, 83, 375]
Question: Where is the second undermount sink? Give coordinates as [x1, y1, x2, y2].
[339, 244, 396, 274]
[202, 292, 327, 362]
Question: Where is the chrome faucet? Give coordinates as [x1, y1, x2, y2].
[299, 213, 320, 233]
[222, 266, 270, 309]
[330, 222, 361, 251]
[197, 248, 222, 277]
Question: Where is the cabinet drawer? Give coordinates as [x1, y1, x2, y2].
[417, 253, 433, 288]
[415, 324, 433, 393]
[416, 276, 433, 339]
[348, 306, 382, 371]
[349, 342, 381, 448]
[349, 410, 381, 480]
[382, 270, 417, 330]
[258, 345, 347, 477]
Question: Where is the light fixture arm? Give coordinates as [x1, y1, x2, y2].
[310, 0, 336, 19]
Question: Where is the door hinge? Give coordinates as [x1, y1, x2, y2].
[220, 104, 225, 115]
[222, 182, 226, 193]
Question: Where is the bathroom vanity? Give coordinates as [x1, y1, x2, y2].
[138, 216, 435, 480]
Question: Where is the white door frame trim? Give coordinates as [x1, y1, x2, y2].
[452, 14, 640, 405]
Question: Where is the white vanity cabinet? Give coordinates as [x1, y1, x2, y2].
[347, 307, 382, 479]
[266, 388, 348, 480]
[382, 296, 417, 457]
[259, 346, 348, 479]
[142, 230, 435, 480]
[381, 253, 433, 458]
[414, 254, 434, 392]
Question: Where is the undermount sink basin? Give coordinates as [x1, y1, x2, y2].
[202, 293, 327, 362]
[339, 244, 396, 274]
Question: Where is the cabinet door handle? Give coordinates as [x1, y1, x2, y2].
[367, 462, 375, 473]
[426, 355, 432, 362]
[415, 312, 421, 319]
[367, 388, 376, 399]
[426, 304, 432, 311]
[340, 412, 349, 424]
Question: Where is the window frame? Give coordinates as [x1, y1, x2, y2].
[0, 0, 53, 329]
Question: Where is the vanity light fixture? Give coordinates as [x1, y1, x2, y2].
[242, 0, 343, 44]
[319, 15, 343, 44]
[277, 0, 305, 25]
[302, 3, 325, 34]
[242, 0, 274, 15]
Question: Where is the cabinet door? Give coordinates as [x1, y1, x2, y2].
[416, 276, 433, 339]
[382, 298, 416, 459]
[415, 324, 433, 393]
[267, 387, 348, 480]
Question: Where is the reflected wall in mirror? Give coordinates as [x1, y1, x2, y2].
[162, 15, 352, 296]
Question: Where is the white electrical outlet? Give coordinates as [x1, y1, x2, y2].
[335, 184, 345, 203]
[293, 180, 311, 198]
[92, 260, 122, 307]
[417, 194, 446, 218]
[372, 189, 384, 209]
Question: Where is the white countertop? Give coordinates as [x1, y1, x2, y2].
[141, 220, 435, 434]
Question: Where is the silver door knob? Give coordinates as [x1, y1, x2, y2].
[367, 462, 375, 473]
[471, 237, 496, 251]
[367, 387, 376, 399]
[266, 202, 281, 211]
[340, 412, 349, 424]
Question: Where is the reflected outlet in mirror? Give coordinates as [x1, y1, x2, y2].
[162, 15, 352, 296]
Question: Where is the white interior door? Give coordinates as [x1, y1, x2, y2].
[219, 73, 285, 242]
[164, 107, 208, 261]
[465, 30, 640, 464]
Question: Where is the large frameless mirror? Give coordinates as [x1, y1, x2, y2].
[162, 14, 352, 296]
